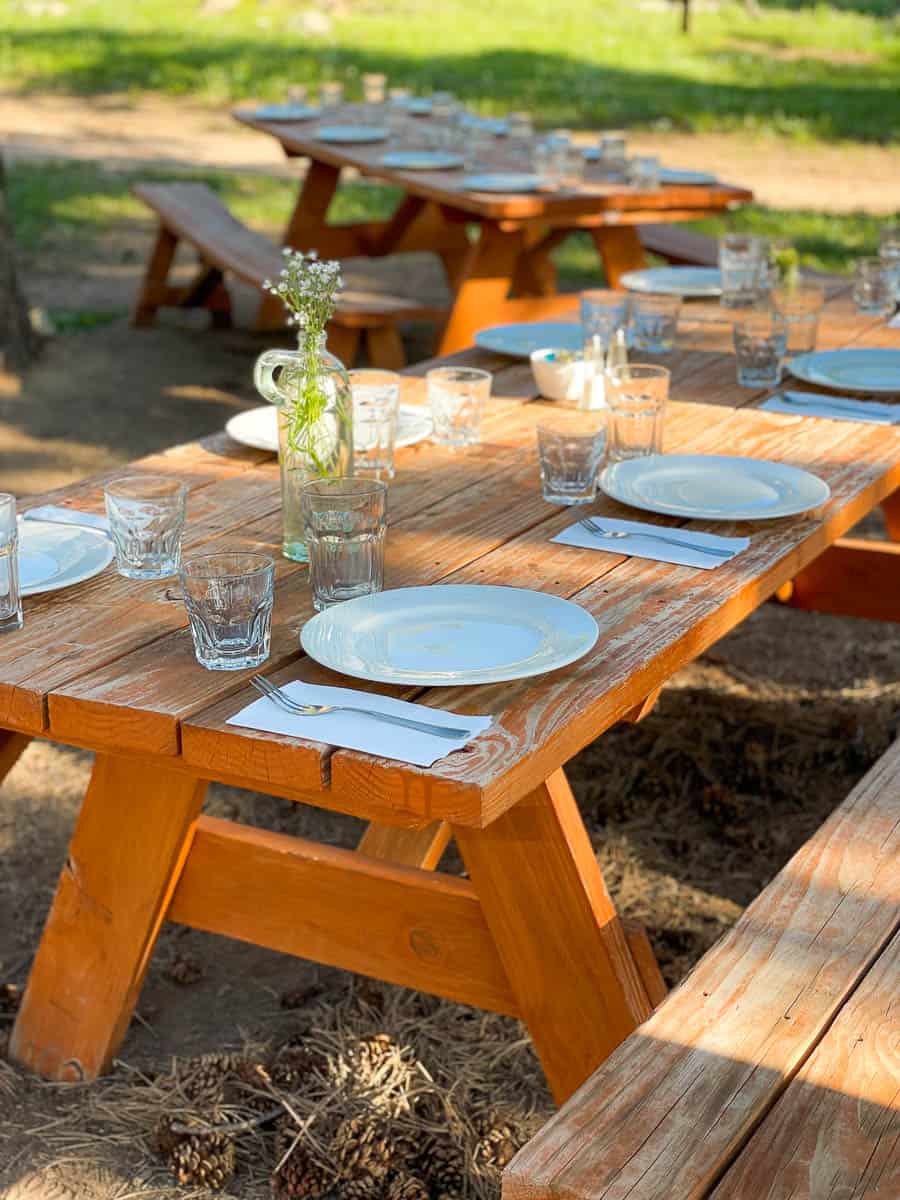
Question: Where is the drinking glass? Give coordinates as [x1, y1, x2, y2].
[771, 283, 825, 356]
[629, 294, 680, 353]
[598, 132, 627, 168]
[431, 90, 457, 121]
[732, 311, 788, 388]
[362, 72, 386, 123]
[350, 368, 400, 478]
[427, 366, 491, 447]
[286, 84, 308, 106]
[508, 111, 533, 140]
[580, 290, 629, 351]
[879, 224, 900, 302]
[320, 81, 344, 111]
[626, 155, 660, 189]
[536, 421, 607, 506]
[301, 478, 387, 611]
[853, 257, 895, 316]
[181, 552, 274, 671]
[387, 86, 411, 133]
[719, 233, 767, 308]
[104, 475, 188, 579]
[605, 365, 669, 462]
[533, 134, 569, 187]
[0, 494, 22, 633]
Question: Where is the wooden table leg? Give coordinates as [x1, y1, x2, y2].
[453, 769, 653, 1104]
[0, 730, 30, 786]
[438, 223, 526, 355]
[9, 754, 206, 1082]
[881, 488, 900, 541]
[357, 821, 451, 869]
[590, 226, 647, 288]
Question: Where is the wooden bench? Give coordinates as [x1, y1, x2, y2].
[504, 737, 900, 1200]
[131, 181, 444, 368]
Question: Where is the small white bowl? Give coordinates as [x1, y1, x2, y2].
[530, 348, 586, 402]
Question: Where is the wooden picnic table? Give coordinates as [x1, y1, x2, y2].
[235, 107, 752, 352]
[7, 286, 900, 1104]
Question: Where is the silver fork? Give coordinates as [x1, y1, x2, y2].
[249, 675, 473, 740]
[579, 516, 733, 559]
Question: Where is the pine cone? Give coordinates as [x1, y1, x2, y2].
[182, 1052, 243, 1105]
[354, 1033, 398, 1075]
[473, 1121, 520, 1174]
[384, 1170, 429, 1200]
[268, 1039, 328, 1090]
[413, 1133, 467, 1196]
[164, 952, 205, 986]
[155, 1115, 235, 1189]
[272, 1119, 333, 1200]
[332, 1116, 396, 1193]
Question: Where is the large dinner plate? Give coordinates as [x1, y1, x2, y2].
[252, 104, 319, 122]
[18, 520, 114, 597]
[787, 349, 900, 395]
[225, 404, 432, 453]
[381, 151, 464, 171]
[462, 173, 543, 193]
[315, 125, 388, 143]
[474, 321, 582, 358]
[300, 584, 599, 685]
[659, 168, 718, 186]
[600, 454, 830, 521]
[620, 267, 722, 297]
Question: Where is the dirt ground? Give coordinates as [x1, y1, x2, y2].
[1, 95, 899, 1200]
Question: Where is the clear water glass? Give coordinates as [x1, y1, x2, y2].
[630, 293, 680, 353]
[879, 225, 900, 301]
[431, 90, 457, 121]
[301, 478, 387, 611]
[537, 421, 607, 506]
[286, 84, 308, 106]
[320, 80, 344, 111]
[580, 290, 629, 352]
[104, 475, 188, 579]
[508, 111, 533, 140]
[626, 155, 660, 189]
[853, 257, 895, 316]
[771, 283, 825, 356]
[362, 72, 386, 123]
[0, 494, 22, 633]
[598, 132, 627, 168]
[733, 311, 788, 388]
[387, 87, 411, 133]
[427, 366, 491, 447]
[350, 368, 400, 478]
[605, 364, 669, 462]
[181, 552, 274, 671]
[533, 134, 569, 186]
[719, 233, 767, 308]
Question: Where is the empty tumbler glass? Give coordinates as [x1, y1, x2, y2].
[771, 283, 825, 356]
[181, 552, 274, 671]
[853, 257, 895, 316]
[104, 475, 188, 579]
[350, 369, 400, 478]
[733, 311, 788, 387]
[0, 494, 22, 633]
[605, 364, 669, 462]
[629, 293, 681, 353]
[580, 290, 629, 351]
[427, 366, 491, 447]
[537, 421, 607, 505]
[879, 225, 900, 302]
[719, 233, 767, 308]
[301, 478, 387, 611]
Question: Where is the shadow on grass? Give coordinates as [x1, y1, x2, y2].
[3, 29, 899, 142]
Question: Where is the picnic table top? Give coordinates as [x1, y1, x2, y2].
[235, 107, 753, 224]
[4, 289, 899, 829]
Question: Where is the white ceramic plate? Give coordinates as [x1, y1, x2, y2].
[475, 321, 582, 358]
[462, 173, 542, 193]
[253, 104, 320, 122]
[381, 151, 464, 171]
[787, 349, 900, 395]
[621, 267, 722, 297]
[600, 454, 830, 521]
[300, 584, 599, 685]
[406, 99, 432, 116]
[659, 168, 718, 185]
[225, 404, 432, 453]
[18, 520, 114, 596]
[315, 125, 389, 143]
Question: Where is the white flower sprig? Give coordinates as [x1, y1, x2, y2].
[263, 249, 343, 332]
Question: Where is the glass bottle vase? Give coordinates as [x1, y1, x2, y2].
[254, 333, 354, 562]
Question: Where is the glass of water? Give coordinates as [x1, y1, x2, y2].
[427, 366, 491, 447]
[361, 72, 387, 122]
[853, 257, 895, 316]
[719, 233, 767, 308]
[605, 364, 669, 462]
[879, 225, 900, 302]
[537, 420, 607, 506]
[301, 477, 387, 611]
[350, 368, 400, 478]
[733, 311, 788, 387]
[320, 80, 344, 112]
[598, 131, 627, 169]
[181, 552, 274, 671]
[104, 475, 188, 579]
[0, 494, 22, 633]
[626, 155, 660, 189]
[629, 293, 680, 353]
[580, 290, 629, 351]
[771, 283, 825, 356]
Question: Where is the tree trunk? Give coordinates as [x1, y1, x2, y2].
[0, 153, 34, 371]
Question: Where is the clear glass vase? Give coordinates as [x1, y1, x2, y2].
[254, 333, 354, 562]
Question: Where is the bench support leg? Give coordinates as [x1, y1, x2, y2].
[590, 227, 647, 289]
[453, 768, 653, 1104]
[776, 537, 900, 623]
[0, 730, 30, 786]
[9, 755, 206, 1081]
[132, 225, 178, 327]
[357, 821, 451, 870]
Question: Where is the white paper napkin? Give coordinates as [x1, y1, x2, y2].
[762, 391, 900, 425]
[227, 681, 492, 768]
[22, 504, 111, 533]
[552, 516, 749, 571]
[887, 312, 900, 329]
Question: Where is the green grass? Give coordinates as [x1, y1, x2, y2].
[2, 0, 899, 142]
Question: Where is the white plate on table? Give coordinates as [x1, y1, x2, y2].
[620, 267, 722, 297]
[462, 173, 543, 193]
[475, 321, 582, 358]
[18, 520, 114, 597]
[300, 584, 599, 685]
[252, 104, 320, 122]
[406, 98, 432, 116]
[600, 454, 830, 521]
[225, 404, 432, 453]
[787, 349, 900, 395]
[315, 125, 389, 144]
[381, 151, 464, 171]
[659, 168, 718, 186]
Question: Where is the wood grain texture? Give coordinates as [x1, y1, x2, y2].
[454, 770, 652, 1103]
[622, 919, 668, 1008]
[9, 755, 206, 1081]
[167, 816, 519, 1017]
[0, 730, 29, 785]
[357, 821, 452, 869]
[711, 927, 900, 1200]
[776, 537, 900, 623]
[503, 736, 900, 1200]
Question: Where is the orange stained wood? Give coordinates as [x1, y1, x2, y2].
[776, 536, 900, 622]
[503, 736, 900, 1200]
